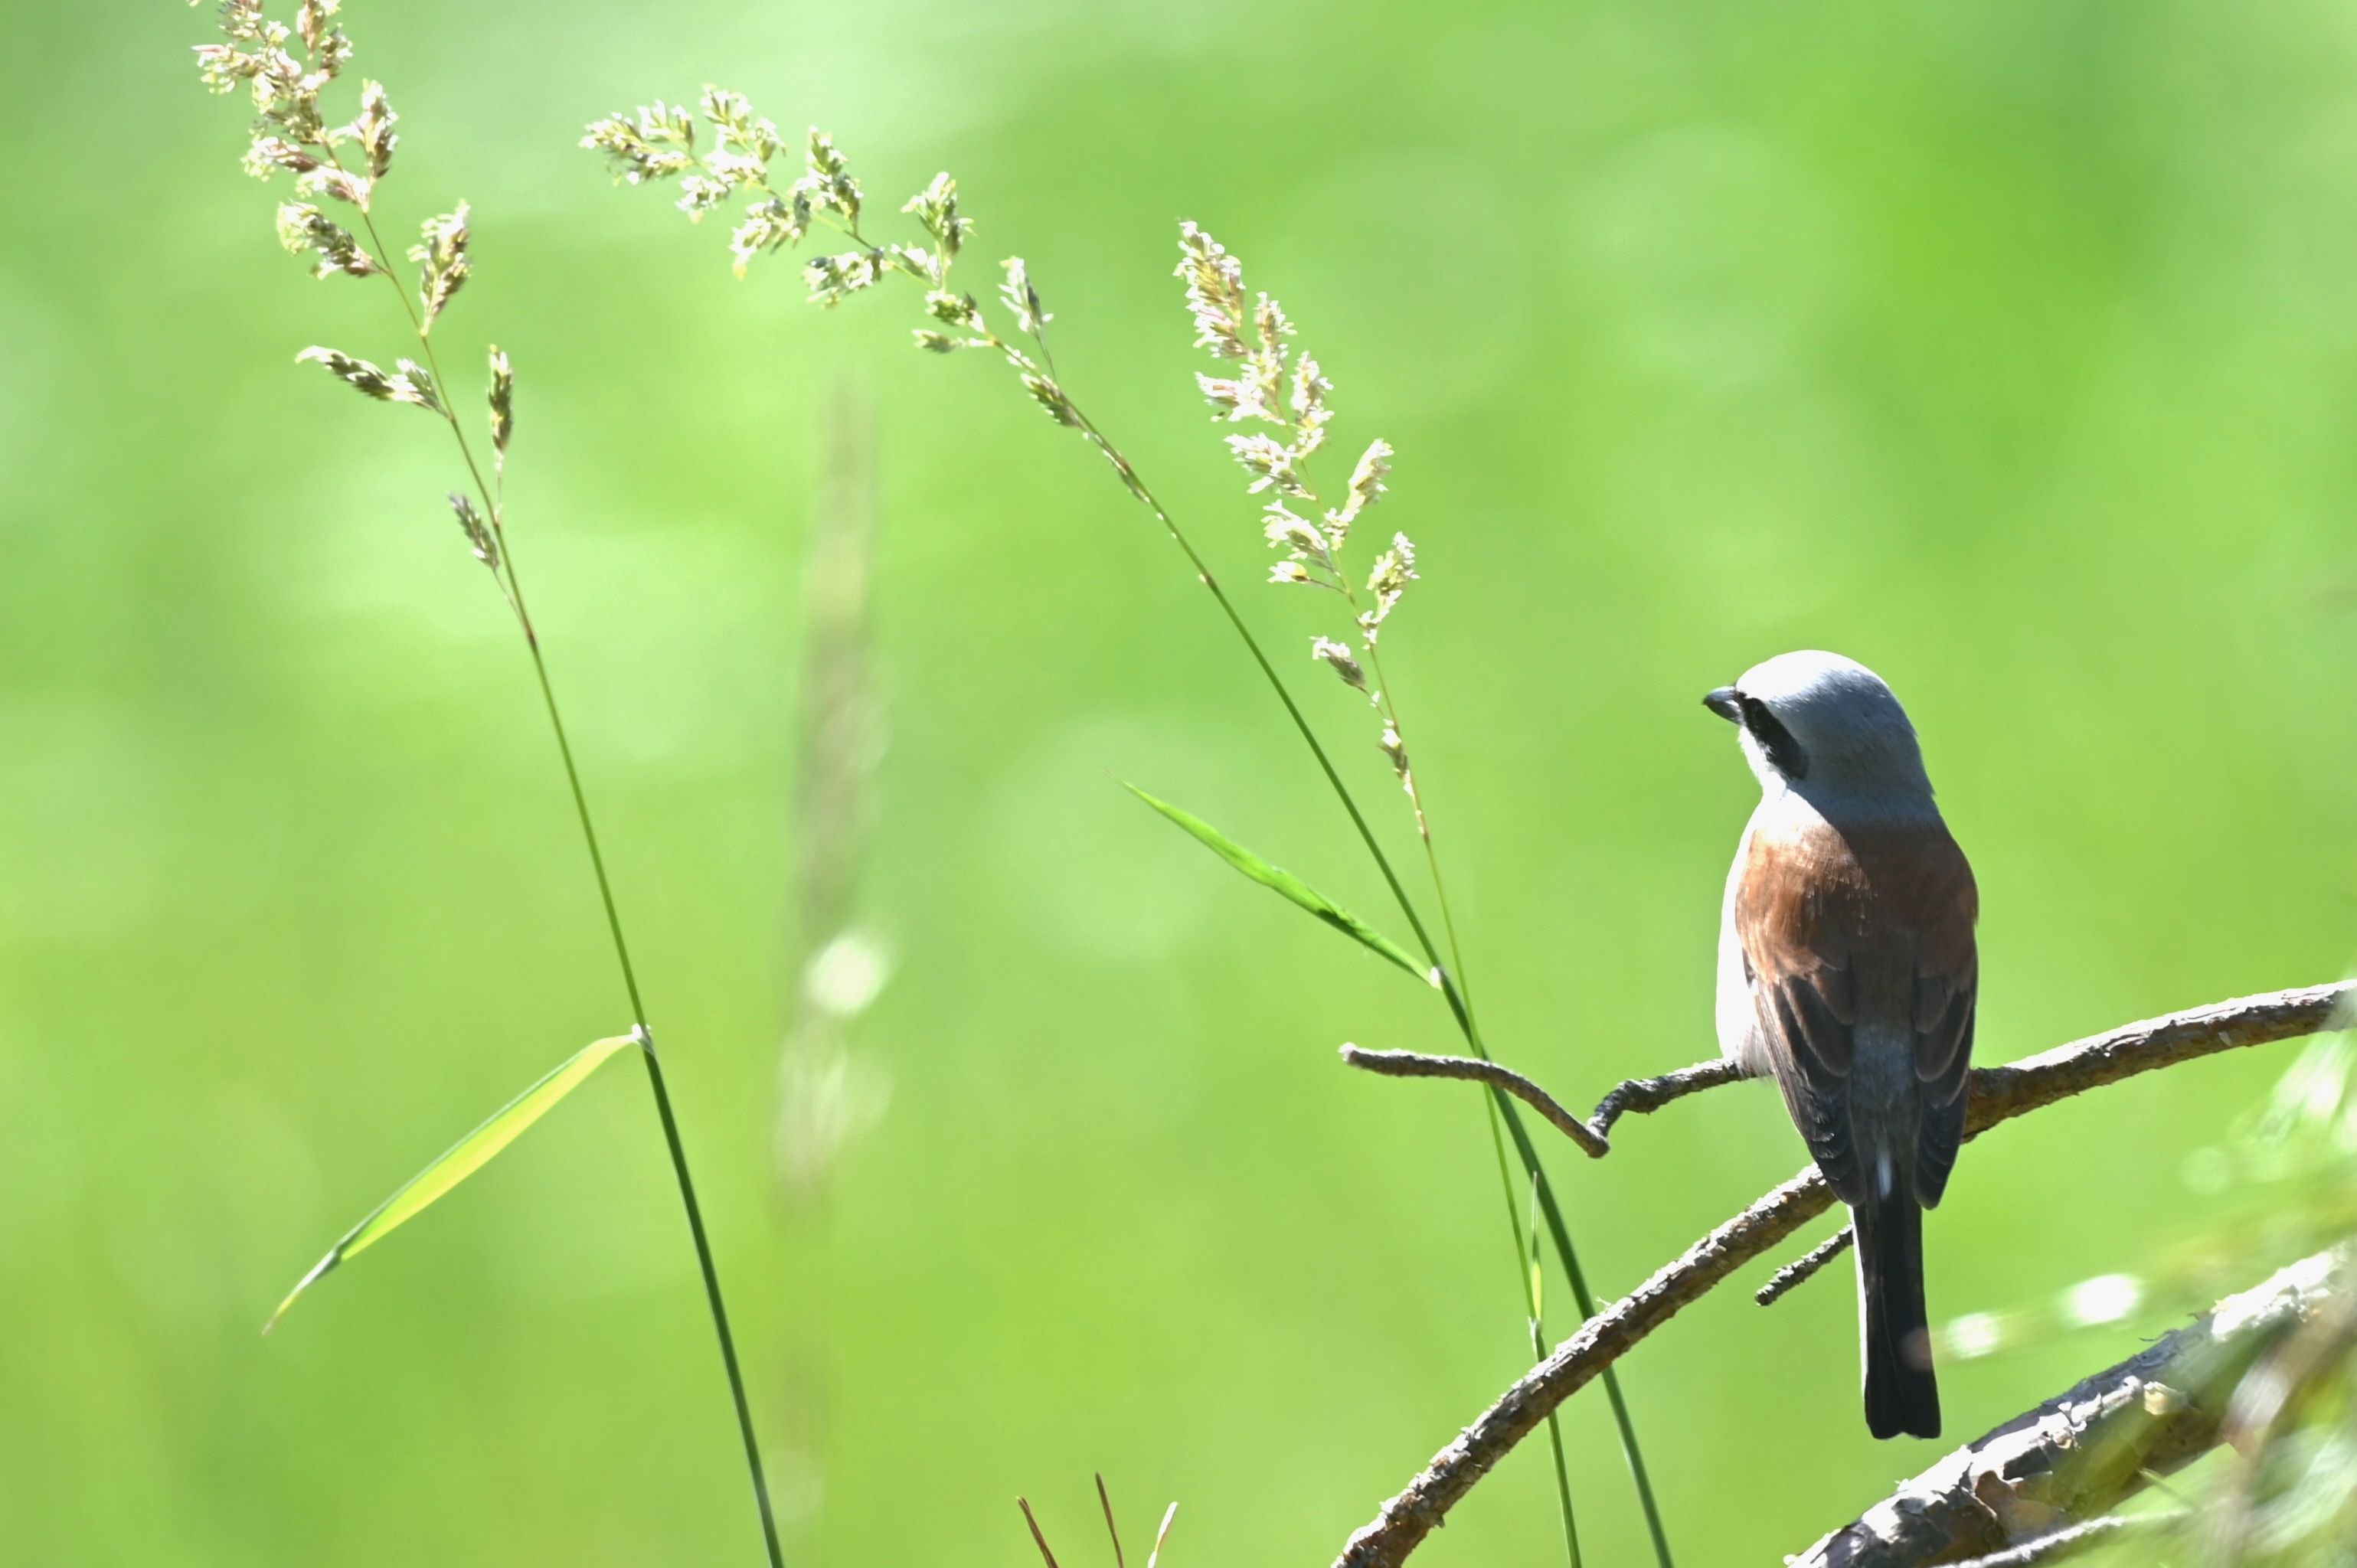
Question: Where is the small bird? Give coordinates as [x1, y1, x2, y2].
[1705, 651, 1977, 1440]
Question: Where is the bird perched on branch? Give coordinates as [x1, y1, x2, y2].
[1705, 651, 1977, 1440]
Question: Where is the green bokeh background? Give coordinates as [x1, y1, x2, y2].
[7, 1, 2357, 1562]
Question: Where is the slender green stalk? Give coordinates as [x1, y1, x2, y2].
[511, 594, 786, 1568]
[1445, 972, 1675, 1565]
[1072, 279, 1667, 1559]
[1040, 377, 1672, 1567]
[339, 179, 788, 1568]
[204, 31, 784, 1564]
[637, 1033, 786, 1568]
[1512, 1161, 1582, 1568]
[1491, 1119, 1581, 1568]
[1309, 398, 1590, 1568]
[1017, 279, 1675, 1568]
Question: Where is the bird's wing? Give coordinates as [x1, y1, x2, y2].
[1736, 821, 1864, 1200]
[1908, 844, 1977, 1207]
[1736, 814, 1977, 1209]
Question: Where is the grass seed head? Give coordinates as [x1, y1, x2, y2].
[1225, 432, 1306, 498]
[1175, 222, 1247, 359]
[925, 290, 985, 329]
[1335, 439, 1391, 536]
[1000, 256, 1047, 335]
[582, 104, 695, 185]
[806, 249, 882, 307]
[1379, 720, 1412, 792]
[276, 201, 378, 277]
[487, 347, 514, 462]
[802, 129, 861, 226]
[446, 491, 498, 570]
[294, 344, 391, 398]
[1022, 374, 1080, 426]
[241, 135, 319, 179]
[410, 204, 470, 327]
[1289, 354, 1332, 453]
[1358, 531, 1417, 643]
[1261, 501, 1333, 570]
[701, 85, 783, 163]
[351, 79, 396, 178]
[904, 172, 970, 259]
[1311, 635, 1368, 694]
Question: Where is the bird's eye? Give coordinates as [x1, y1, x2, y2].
[1738, 695, 1809, 779]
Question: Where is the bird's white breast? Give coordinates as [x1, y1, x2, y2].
[1715, 811, 1766, 1073]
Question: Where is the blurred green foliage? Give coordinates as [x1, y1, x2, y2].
[6, 1, 2357, 1563]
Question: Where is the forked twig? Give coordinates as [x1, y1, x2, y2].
[1341, 1048, 1750, 1158]
[1348, 1040, 1864, 1308]
[1341, 1047, 1610, 1157]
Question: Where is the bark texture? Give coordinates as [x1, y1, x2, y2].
[1792, 1250, 2346, 1567]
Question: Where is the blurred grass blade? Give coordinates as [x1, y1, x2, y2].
[265, 1031, 643, 1333]
[1528, 1168, 1580, 1568]
[1145, 1503, 1177, 1568]
[1017, 1498, 1061, 1568]
[1096, 1473, 1126, 1568]
[1124, 785, 1433, 985]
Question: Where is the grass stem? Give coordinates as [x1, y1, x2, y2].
[1044, 374, 1672, 1567]
[338, 162, 788, 1568]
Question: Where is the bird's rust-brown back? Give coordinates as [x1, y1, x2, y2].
[1734, 812, 1979, 1205]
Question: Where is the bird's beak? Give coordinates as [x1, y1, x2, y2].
[1703, 686, 1743, 723]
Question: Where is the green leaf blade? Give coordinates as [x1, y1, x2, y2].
[266, 1031, 642, 1333]
[1123, 784, 1433, 985]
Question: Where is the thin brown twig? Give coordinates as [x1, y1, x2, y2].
[1019, 1498, 1063, 1568]
[1756, 1224, 1855, 1307]
[1341, 1047, 1610, 1158]
[1331, 982, 2356, 1568]
[1587, 1057, 1750, 1142]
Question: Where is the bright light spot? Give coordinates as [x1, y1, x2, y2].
[2065, 1273, 2143, 1327]
[1945, 1312, 2002, 1360]
[805, 931, 891, 1019]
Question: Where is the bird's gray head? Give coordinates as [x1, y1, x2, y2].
[1702, 650, 1934, 808]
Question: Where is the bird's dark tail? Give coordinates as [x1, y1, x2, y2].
[1856, 1192, 1940, 1440]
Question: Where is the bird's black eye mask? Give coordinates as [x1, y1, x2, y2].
[1738, 694, 1809, 779]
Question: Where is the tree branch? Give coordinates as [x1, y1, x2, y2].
[1330, 982, 2355, 1568]
[1790, 1248, 2348, 1567]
